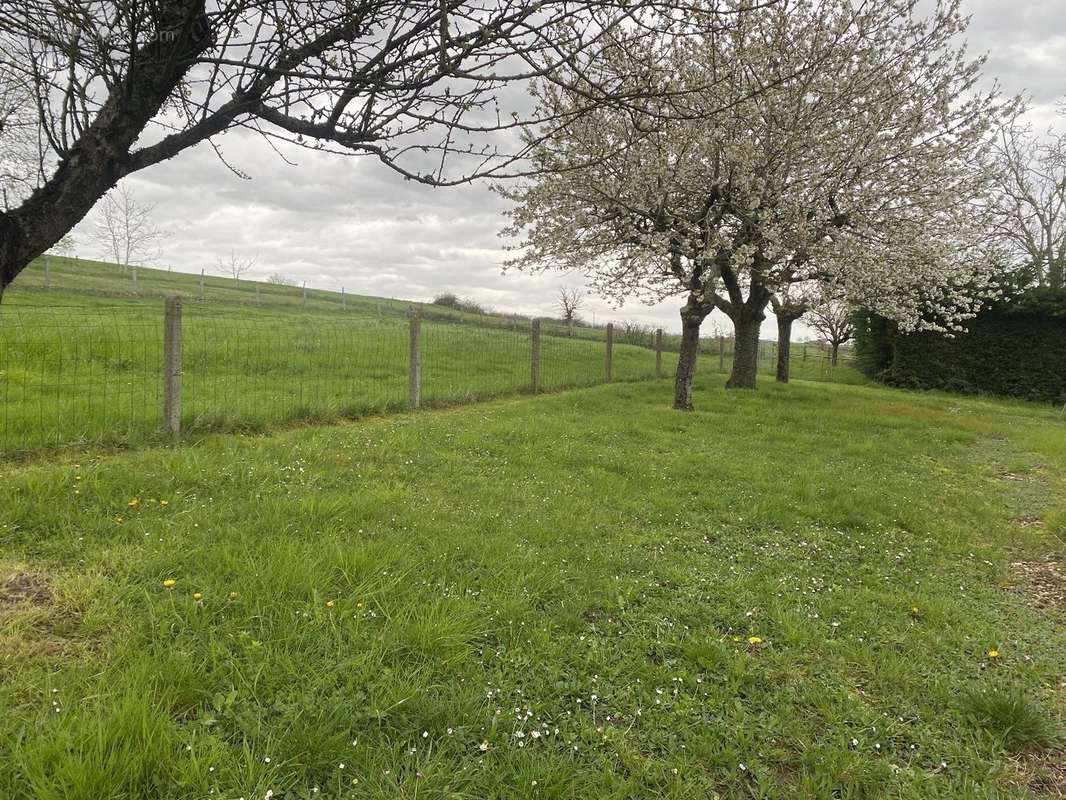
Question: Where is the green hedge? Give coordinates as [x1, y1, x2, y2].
[854, 289, 1066, 404]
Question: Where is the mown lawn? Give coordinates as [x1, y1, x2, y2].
[1, 376, 1063, 799]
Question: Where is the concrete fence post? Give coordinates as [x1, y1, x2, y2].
[198, 269, 205, 301]
[531, 319, 541, 393]
[718, 335, 725, 373]
[302, 281, 307, 309]
[655, 328, 663, 378]
[341, 286, 346, 310]
[605, 323, 614, 382]
[255, 284, 261, 307]
[43, 256, 51, 289]
[163, 296, 182, 436]
[408, 309, 422, 409]
[131, 266, 138, 294]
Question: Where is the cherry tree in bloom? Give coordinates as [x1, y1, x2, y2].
[498, 0, 1011, 408]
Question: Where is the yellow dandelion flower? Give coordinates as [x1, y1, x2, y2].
[325, 600, 335, 609]
[160, 500, 169, 507]
[163, 579, 176, 588]
[910, 606, 920, 617]
[228, 591, 238, 600]
[356, 601, 364, 609]
[75, 475, 82, 481]
[748, 636, 763, 645]
[193, 592, 203, 601]
[128, 498, 139, 507]
[987, 649, 999, 660]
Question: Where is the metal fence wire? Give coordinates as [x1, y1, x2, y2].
[0, 301, 855, 456]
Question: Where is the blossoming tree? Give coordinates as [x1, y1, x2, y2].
[498, 0, 1009, 408]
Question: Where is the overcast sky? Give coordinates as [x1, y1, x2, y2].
[70, 0, 1065, 336]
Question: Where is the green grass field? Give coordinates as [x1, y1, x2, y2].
[1, 374, 1063, 799]
[0, 257, 674, 454]
[0, 256, 856, 456]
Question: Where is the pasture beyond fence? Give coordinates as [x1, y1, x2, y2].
[0, 297, 855, 456]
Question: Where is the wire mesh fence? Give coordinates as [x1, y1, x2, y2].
[0, 300, 858, 457]
[180, 309, 410, 431]
[0, 306, 164, 451]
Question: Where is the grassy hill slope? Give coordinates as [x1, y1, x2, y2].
[0, 256, 863, 456]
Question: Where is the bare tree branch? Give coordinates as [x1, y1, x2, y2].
[0, 0, 734, 297]
[991, 110, 1066, 290]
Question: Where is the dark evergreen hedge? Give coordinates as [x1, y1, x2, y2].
[853, 289, 1066, 404]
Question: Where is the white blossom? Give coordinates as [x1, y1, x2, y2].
[498, 0, 1012, 396]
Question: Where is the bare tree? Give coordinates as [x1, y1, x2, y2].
[217, 249, 257, 287]
[0, 67, 39, 211]
[93, 185, 167, 270]
[49, 233, 75, 260]
[620, 319, 652, 346]
[556, 287, 584, 332]
[0, 1, 720, 300]
[266, 273, 295, 286]
[500, 0, 1008, 409]
[806, 297, 855, 367]
[992, 112, 1066, 289]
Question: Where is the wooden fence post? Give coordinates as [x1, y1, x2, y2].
[408, 309, 422, 409]
[43, 256, 51, 289]
[718, 335, 725, 373]
[255, 284, 261, 307]
[341, 286, 346, 310]
[198, 269, 205, 301]
[131, 266, 138, 294]
[302, 281, 307, 309]
[605, 323, 614, 382]
[655, 328, 663, 378]
[531, 319, 541, 393]
[163, 296, 182, 436]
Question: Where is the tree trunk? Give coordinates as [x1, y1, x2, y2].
[1050, 258, 1064, 291]
[0, 1, 212, 295]
[776, 316, 793, 383]
[830, 341, 840, 366]
[725, 315, 762, 389]
[673, 310, 705, 411]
